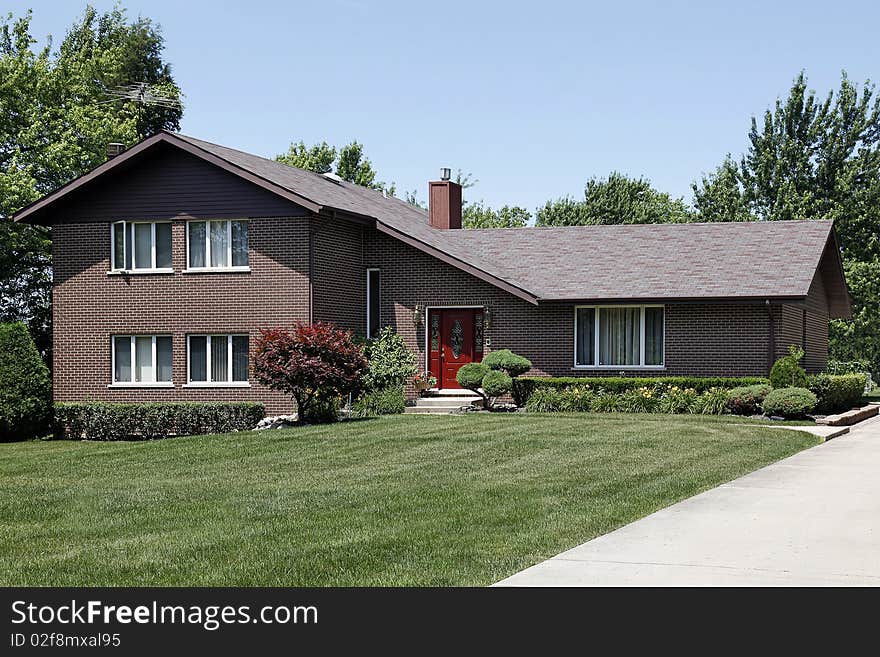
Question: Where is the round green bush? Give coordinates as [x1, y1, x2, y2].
[769, 346, 808, 389]
[726, 384, 773, 415]
[456, 362, 489, 391]
[762, 387, 817, 419]
[481, 349, 532, 377]
[0, 322, 51, 441]
[482, 370, 512, 398]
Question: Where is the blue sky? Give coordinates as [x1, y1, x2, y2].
[9, 1, 880, 212]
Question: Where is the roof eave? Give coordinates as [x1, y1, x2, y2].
[536, 295, 808, 305]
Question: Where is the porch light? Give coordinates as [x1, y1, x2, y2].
[412, 304, 423, 326]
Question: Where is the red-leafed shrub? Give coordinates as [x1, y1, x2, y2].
[254, 323, 368, 423]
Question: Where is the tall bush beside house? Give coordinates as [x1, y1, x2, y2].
[769, 345, 808, 389]
[253, 323, 368, 424]
[808, 373, 868, 413]
[357, 327, 415, 416]
[0, 322, 51, 441]
[481, 349, 532, 406]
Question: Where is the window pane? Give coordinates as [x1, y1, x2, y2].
[133, 223, 152, 269]
[189, 336, 207, 381]
[114, 336, 131, 382]
[210, 221, 228, 267]
[645, 307, 664, 366]
[134, 336, 153, 382]
[189, 222, 206, 268]
[367, 270, 380, 338]
[598, 307, 640, 366]
[575, 308, 595, 366]
[156, 223, 172, 269]
[232, 336, 249, 381]
[156, 336, 173, 382]
[113, 223, 125, 270]
[232, 221, 248, 267]
[211, 335, 228, 382]
[125, 223, 133, 269]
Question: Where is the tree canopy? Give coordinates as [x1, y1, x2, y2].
[536, 172, 694, 226]
[276, 140, 395, 195]
[0, 5, 182, 355]
[462, 202, 530, 228]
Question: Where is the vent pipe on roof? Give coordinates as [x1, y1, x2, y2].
[106, 143, 125, 160]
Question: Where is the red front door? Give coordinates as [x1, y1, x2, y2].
[428, 309, 484, 389]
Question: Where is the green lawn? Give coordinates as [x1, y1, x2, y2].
[0, 414, 818, 586]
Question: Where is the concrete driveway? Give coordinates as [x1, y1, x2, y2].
[496, 416, 880, 586]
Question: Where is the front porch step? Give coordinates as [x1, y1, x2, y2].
[405, 393, 483, 414]
[419, 388, 482, 398]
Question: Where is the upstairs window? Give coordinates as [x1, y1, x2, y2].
[574, 305, 664, 368]
[111, 221, 172, 271]
[187, 220, 249, 270]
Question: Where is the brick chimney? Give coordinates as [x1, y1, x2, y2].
[429, 168, 462, 229]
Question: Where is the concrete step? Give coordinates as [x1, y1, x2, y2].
[420, 389, 482, 398]
[414, 396, 483, 407]
[405, 405, 474, 414]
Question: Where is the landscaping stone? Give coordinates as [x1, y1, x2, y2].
[815, 404, 879, 427]
[254, 414, 298, 430]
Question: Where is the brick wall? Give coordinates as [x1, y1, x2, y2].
[311, 217, 365, 332]
[52, 217, 309, 415]
[773, 269, 830, 373]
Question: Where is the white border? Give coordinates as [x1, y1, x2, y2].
[185, 334, 251, 386]
[185, 219, 250, 273]
[109, 220, 173, 273]
[110, 334, 173, 386]
[573, 304, 665, 370]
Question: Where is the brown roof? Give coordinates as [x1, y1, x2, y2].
[12, 131, 851, 316]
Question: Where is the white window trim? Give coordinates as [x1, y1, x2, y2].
[366, 268, 380, 339]
[109, 221, 173, 274]
[184, 219, 250, 273]
[573, 304, 666, 370]
[109, 334, 174, 386]
[185, 334, 251, 386]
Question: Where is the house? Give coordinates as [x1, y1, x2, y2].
[13, 131, 851, 414]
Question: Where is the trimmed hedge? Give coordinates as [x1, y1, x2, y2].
[351, 385, 405, 418]
[482, 370, 512, 398]
[518, 376, 769, 404]
[808, 373, 868, 413]
[762, 388, 817, 419]
[523, 384, 732, 415]
[53, 402, 265, 441]
[726, 384, 773, 416]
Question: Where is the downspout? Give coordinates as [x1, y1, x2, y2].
[765, 299, 775, 374]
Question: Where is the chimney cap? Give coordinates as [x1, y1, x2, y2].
[440, 167, 451, 181]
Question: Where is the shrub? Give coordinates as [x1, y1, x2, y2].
[53, 402, 265, 440]
[656, 387, 698, 414]
[808, 373, 868, 413]
[691, 388, 730, 415]
[362, 327, 418, 391]
[762, 387, 817, 419]
[726, 384, 773, 415]
[517, 376, 769, 405]
[351, 384, 405, 418]
[619, 387, 658, 413]
[591, 392, 624, 413]
[253, 323, 368, 423]
[482, 349, 533, 406]
[769, 345, 808, 389]
[482, 370, 512, 401]
[524, 387, 564, 412]
[0, 322, 51, 441]
[456, 362, 489, 405]
[559, 386, 594, 412]
[825, 359, 871, 375]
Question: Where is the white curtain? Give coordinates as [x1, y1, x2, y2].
[232, 221, 248, 267]
[134, 336, 153, 382]
[210, 221, 228, 267]
[134, 223, 152, 269]
[599, 307, 640, 366]
[189, 222, 206, 268]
